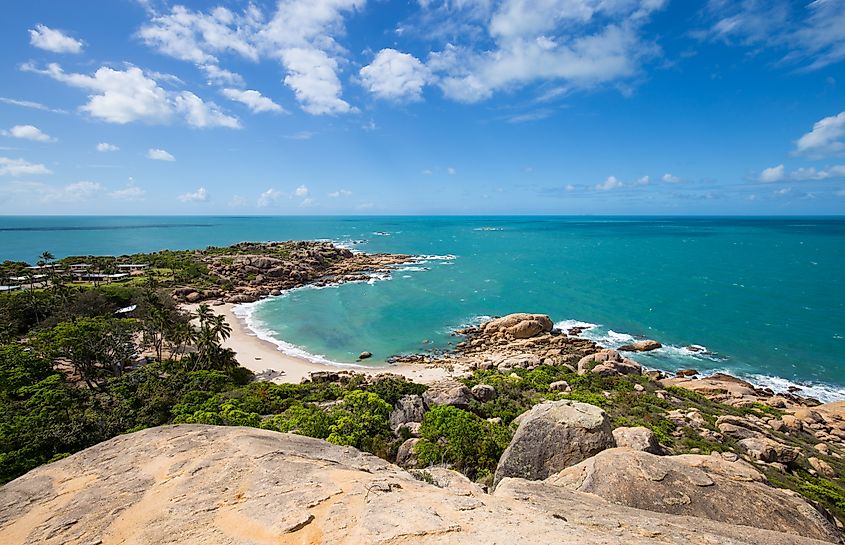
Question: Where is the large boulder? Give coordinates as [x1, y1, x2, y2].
[612, 426, 661, 454]
[493, 400, 615, 486]
[543, 448, 840, 543]
[422, 379, 472, 409]
[483, 313, 554, 339]
[0, 425, 833, 545]
[396, 438, 421, 468]
[737, 436, 800, 463]
[389, 395, 426, 431]
[470, 384, 496, 402]
[577, 349, 642, 376]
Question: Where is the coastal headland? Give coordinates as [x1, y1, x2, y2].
[3, 240, 845, 543]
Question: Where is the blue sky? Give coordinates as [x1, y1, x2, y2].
[0, 0, 844, 215]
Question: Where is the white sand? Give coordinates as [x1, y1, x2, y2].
[187, 303, 455, 385]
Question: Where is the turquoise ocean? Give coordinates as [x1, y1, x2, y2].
[2, 216, 843, 401]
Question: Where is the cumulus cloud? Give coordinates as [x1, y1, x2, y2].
[360, 48, 430, 101]
[0, 125, 56, 142]
[0, 157, 52, 176]
[257, 188, 282, 207]
[24, 63, 239, 128]
[595, 175, 622, 190]
[661, 172, 681, 183]
[29, 24, 83, 54]
[178, 187, 208, 202]
[328, 189, 351, 197]
[759, 163, 845, 182]
[147, 148, 175, 161]
[634, 175, 650, 185]
[96, 142, 119, 152]
[138, 1, 362, 115]
[795, 111, 845, 158]
[222, 88, 284, 113]
[294, 184, 309, 197]
[758, 164, 785, 182]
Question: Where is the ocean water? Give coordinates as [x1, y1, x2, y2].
[2, 216, 844, 401]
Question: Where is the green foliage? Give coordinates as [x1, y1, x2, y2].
[415, 405, 511, 478]
[327, 390, 392, 453]
[262, 402, 333, 438]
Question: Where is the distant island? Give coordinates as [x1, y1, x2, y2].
[2, 241, 845, 544]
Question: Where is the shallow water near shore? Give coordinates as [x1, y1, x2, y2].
[2, 215, 844, 400]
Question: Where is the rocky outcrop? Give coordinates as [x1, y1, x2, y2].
[544, 447, 840, 543]
[1, 425, 834, 545]
[493, 400, 615, 486]
[482, 313, 554, 339]
[618, 339, 662, 352]
[577, 349, 643, 376]
[470, 384, 496, 402]
[422, 379, 472, 409]
[389, 394, 426, 431]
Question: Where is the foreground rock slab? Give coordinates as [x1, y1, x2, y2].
[0, 425, 835, 545]
[546, 447, 841, 543]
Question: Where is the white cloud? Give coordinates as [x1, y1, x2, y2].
[360, 48, 430, 101]
[294, 184, 309, 197]
[836, 189, 845, 198]
[447, 167, 456, 175]
[299, 197, 315, 207]
[257, 188, 283, 207]
[178, 187, 208, 202]
[229, 195, 248, 207]
[774, 187, 792, 196]
[286, 131, 314, 140]
[0, 125, 56, 142]
[42, 181, 101, 202]
[758, 164, 785, 182]
[0, 157, 52, 176]
[222, 88, 284, 113]
[147, 148, 175, 161]
[661, 172, 681, 183]
[425, 1, 665, 103]
[139, 1, 362, 115]
[280, 47, 355, 115]
[24, 63, 239, 128]
[634, 175, 650, 186]
[421, 169, 433, 175]
[702, 0, 845, 70]
[174, 91, 241, 128]
[29, 24, 83, 54]
[110, 183, 145, 200]
[96, 142, 119, 152]
[595, 175, 622, 191]
[564, 184, 576, 191]
[795, 111, 845, 158]
[328, 189, 352, 197]
[0, 97, 66, 114]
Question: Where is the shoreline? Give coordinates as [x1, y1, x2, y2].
[191, 302, 455, 385]
[193, 301, 845, 402]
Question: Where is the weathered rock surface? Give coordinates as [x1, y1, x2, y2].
[482, 313, 554, 339]
[546, 447, 841, 543]
[493, 400, 615, 486]
[0, 425, 835, 545]
[612, 426, 662, 453]
[618, 339, 663, 352]
[396, 437, 421, 468]
[577, 348, 643, 376]
[470, 383, 496, 401]
[737, 436, 801, 463]
[422, 379, 472, 409]
[389, 394, 426, 431]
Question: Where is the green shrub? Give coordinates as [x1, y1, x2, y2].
[326, 390, 392, 453]
[415, 405, 511, 478]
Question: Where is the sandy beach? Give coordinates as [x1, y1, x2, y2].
[189, 302, 455, 385]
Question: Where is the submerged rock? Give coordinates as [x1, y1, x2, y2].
[618, 339, 662, 352]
